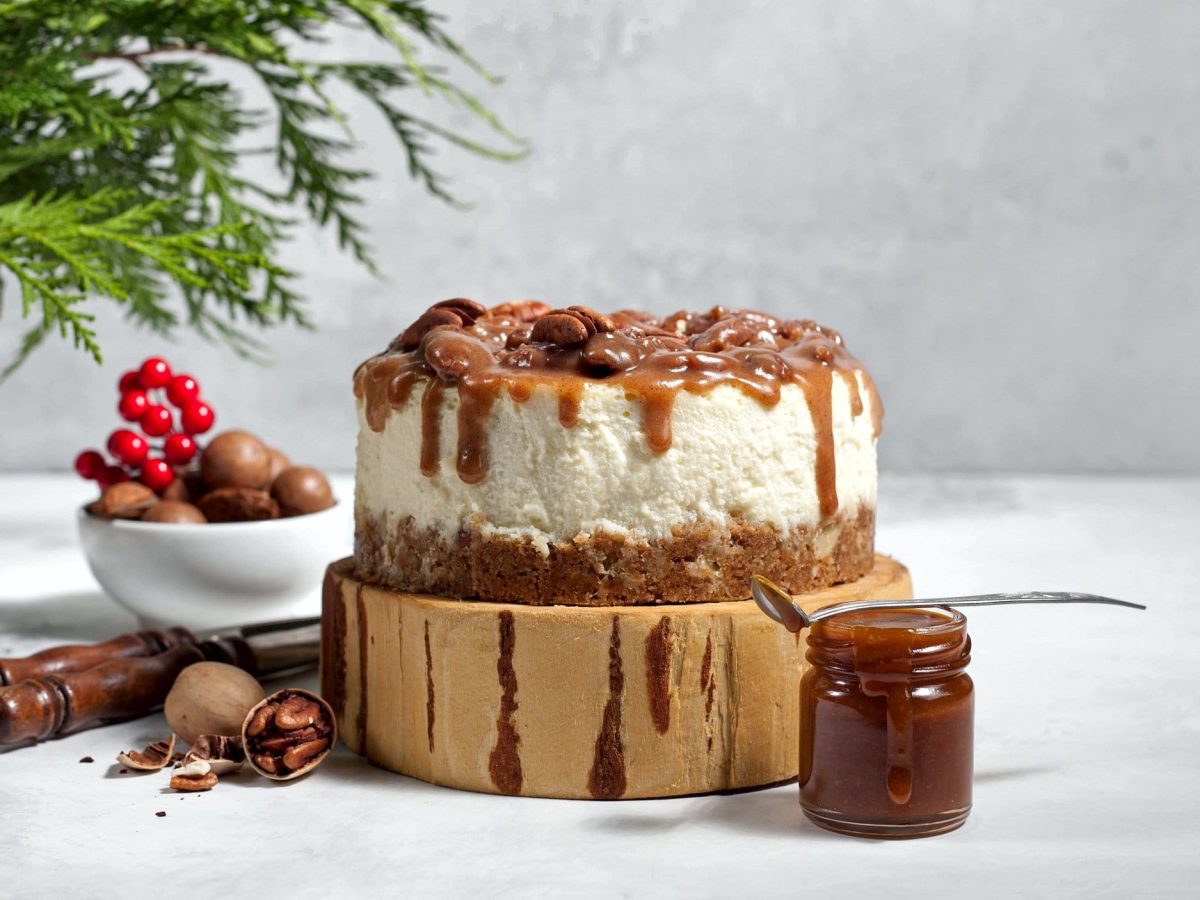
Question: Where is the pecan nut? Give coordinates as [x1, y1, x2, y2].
[530, 310, 592, 346]
[689, 317, 757, 352]
[422, 329, 496, 380]
[90, 482, 157, 520]
[431, 298, 487, 324]
[564, 309, 614, 338]
[241, 688, 336, 781]
[391, 307, 465, 352]
[282, 737, 330, 771]
[171, 762, 219, 792]
[245, 703, 275, 738]
[581, 332, 642, 374]
[505, 326, 533, 350]
[567, 305, 616, 335]
[197, 487, 279, 523]
[274, 693, 321, 730]
[170, 773, 219, 792]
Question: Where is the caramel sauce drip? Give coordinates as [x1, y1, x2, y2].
[641, 388, 676, 455]
[854, 628, 916, 806]
[845, 611, 959, 807]
[419, 380, 444, 477]
[556, 381, 583, 428]
[353, 302, 884, 519]
[455, 383, 495, 484]
[848, 373, 864, 418]
[806, 364, 839, 519]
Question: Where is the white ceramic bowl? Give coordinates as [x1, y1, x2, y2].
[77, 503, 353, 632]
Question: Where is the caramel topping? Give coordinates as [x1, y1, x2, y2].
[354, 301, 884, 519]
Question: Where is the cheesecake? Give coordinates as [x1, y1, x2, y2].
[352, 300, 882, 605]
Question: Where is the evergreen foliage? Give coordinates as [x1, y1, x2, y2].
[0, 0, 522, 375]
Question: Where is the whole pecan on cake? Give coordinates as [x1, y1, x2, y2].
[422, 328, 498, 379]
[689, 316, 758, 352]
[566, 305, 616, 335]
[505, 325, 533, 350]
[531, 306, 616, 347]
[530, 310, 591, 346]
[581, 331, 644, 374]
[431, 298, 487, 324]
[391, 298, 487, 352]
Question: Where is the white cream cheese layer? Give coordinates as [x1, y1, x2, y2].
[355, 374, 877, 553]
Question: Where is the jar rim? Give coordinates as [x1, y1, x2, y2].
[816, 605, 966, 636]
[806, 607, 971, 675]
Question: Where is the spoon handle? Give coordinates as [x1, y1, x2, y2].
[806, 592, 1147, 624]
[749, 575, 1146, 633]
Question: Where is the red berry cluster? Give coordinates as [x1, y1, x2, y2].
[74, 357, 217, 493]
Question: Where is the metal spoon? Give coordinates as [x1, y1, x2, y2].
[749, 575, 1146, 634]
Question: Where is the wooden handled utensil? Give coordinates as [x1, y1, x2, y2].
[0, 628, 194, 686]
[0, 617, 320, 748]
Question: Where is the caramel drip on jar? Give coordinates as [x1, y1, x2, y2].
[355, 305, 884, 520]
[852, 622, 917, 806]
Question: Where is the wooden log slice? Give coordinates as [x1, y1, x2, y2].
[321, 554, 912, 799]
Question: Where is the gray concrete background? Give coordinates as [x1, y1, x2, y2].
[2, 1, 1197, 473]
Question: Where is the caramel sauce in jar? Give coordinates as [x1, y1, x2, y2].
[800, 608, 973, 838]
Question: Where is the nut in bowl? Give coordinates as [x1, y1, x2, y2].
[78, 498, 350, 631]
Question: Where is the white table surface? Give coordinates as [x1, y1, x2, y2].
[1, 473, 1198, 899]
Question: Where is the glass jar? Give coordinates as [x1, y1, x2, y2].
[799, 607, 974, 838]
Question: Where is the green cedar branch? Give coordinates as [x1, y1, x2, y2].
[0, 0, 524, 376]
